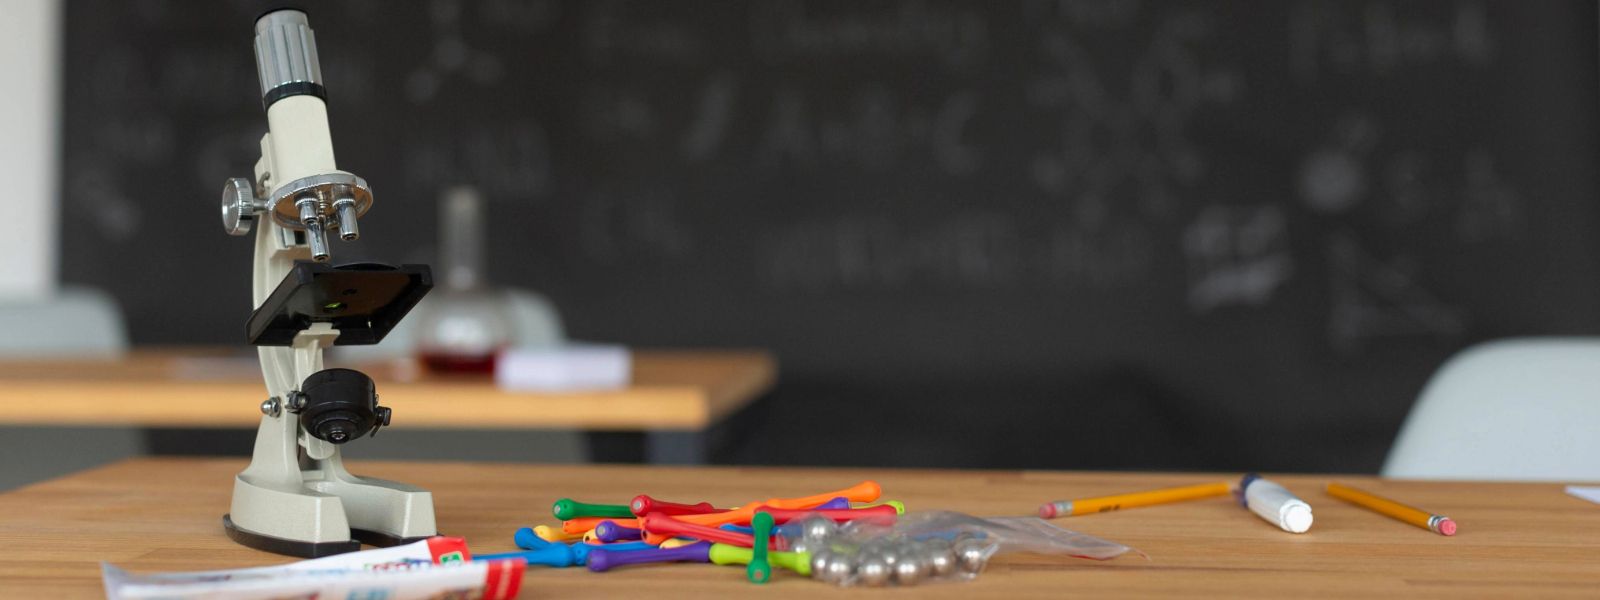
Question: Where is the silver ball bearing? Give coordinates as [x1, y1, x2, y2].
[855, 555, 891, 587]
[954, 539, 990, 573]
[892, 556, 926, 585]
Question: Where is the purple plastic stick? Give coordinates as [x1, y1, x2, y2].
[571, 540, 655, 565]
[587, 541, 713, 573]
[816, 496, 850, 510]
[594, 519, 643, 542]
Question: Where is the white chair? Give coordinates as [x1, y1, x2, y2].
[0, 286, 127, 357]
[1383, 338, 1600, 481]
[0, 287, 143, 490]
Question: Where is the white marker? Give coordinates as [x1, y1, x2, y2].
[1238, 474, 1313, 533]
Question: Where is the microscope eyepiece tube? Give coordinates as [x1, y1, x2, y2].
[254, 9, 326, 108]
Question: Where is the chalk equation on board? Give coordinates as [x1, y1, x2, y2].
[1290, 0, 1493, 83]
[1327, 232, 1465, 353]
[1027, 7, 1239, 220]
[1183, 205, 1293, 313]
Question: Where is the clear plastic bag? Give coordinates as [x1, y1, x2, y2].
[778, 511, 1134, 587]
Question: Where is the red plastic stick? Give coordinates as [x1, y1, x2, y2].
[640, 513, 777, 549]
[630, 495, 722, 517]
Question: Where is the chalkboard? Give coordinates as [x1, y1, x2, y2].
[60, 0, 1600, 471]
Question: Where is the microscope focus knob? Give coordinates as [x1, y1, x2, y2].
[221, 177, 261, 236]
[296, 368, 389, 444]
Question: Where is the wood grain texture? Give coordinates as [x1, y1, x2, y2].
[0, 349, 775, 429]
[1, 458, 1597, 598]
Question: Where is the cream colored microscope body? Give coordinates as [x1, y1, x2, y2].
[219, 9, 436, 557]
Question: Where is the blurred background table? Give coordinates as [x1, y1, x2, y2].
[0, 348, 775, 464]
[3, 458, 1598, 598]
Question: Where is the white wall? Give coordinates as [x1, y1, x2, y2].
[0, 0, 61, 298]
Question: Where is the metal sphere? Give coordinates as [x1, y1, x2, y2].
[925, 548, 957, 577]
[801, 516, 837, 542]
[856, 556, 891, 587]
[809, 550, 835, 580]
[954, 539, 990, 573]
[879, 548, 900, 568]
[893, 557, 926, 586]
[786, 539, 814, 556]
[822, 553, 855, 583]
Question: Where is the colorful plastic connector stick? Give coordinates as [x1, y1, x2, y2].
[751, 504, 899, 525]
[475, 543, 575, 568]
[642, 481, 882, 542]
[513, 527, 549, 550]
[708, 544, 812, 576]
[562, 516, 639, 534]
[748, 511, 775, 583]
[594, 519, 644, 542]
[640, 513, 759, 548]
[570, 541, 656, 566]
[552, 498, 635, 521]
[630, 495, 722, 517]
[587, 542, 713, 573]
[534, 525, 583, 543]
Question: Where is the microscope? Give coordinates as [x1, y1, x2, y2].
[217, 9, 437, 557]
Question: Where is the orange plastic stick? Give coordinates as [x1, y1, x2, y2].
[765, 481, 883, 511]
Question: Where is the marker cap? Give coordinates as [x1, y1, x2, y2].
[1279, 501, 1313, 533]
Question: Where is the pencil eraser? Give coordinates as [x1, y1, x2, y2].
[1038, 504, 1057, 519]
[1438, 518, 1457, 536]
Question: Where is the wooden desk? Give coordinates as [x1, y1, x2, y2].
[0, 349, 774, 431]
[2, 458, 1597, 598]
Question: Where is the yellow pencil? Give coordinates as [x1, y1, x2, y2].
[1326, 483, 1457, 536]
[1038, 482, 1232, 518]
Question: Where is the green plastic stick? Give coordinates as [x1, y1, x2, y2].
[708, 544, 812, 577]
[551, 498, 633, 520]
[857, 499, 908, 515]
[747, 511, 774, 583]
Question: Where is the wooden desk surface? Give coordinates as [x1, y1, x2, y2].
[1, 458, 1597, 598]
[0, 349, 775, 430]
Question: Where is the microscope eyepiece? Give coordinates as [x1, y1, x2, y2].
[254, 8, 326, 109]
[294, 368, 389, 444]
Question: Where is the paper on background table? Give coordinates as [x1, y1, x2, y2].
[1565, 486, 1600, 505]
[495, 343, 631, 392]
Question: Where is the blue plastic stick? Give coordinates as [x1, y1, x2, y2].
[476, 543, 575, 568]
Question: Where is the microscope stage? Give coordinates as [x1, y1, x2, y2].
[246, 261, 433, 346]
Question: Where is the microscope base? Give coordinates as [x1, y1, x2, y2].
[222, 514, 361, 558]
[225, 459, 439, 558]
